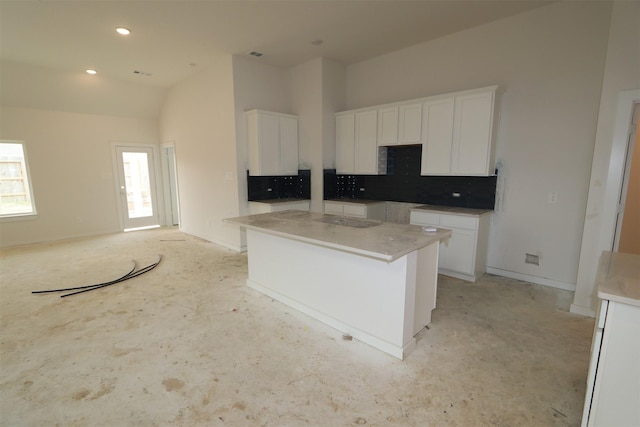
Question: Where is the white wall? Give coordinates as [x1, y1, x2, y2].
[0, 106, 160, 246]
[290, 58, 324, 212]
[573, 1, 640, 316]
[345, 1, 612, 289]
[159, 56, 243, 250]
[231, 55, 291, 219]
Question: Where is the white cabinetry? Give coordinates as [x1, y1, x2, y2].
[581, 252, 640, 427]
[410, 209, 490, 282]
[335, 110, 386, 175]
[421, 97, 455, 175]
[324, 200, 386, 221]
[398, 102, 423, 144]
[377, 107, 399, 146]
[247, 110, 298, 176]
[377, 102, 422, 146]
[421, 87, 498, 176]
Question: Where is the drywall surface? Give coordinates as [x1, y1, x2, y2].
[290, 59, 324, 213]
[160, 56, 243, 251]
[0, 106, 159, 246]
[231, 55, 291, 228]
[0, 61, 166, 120]
[346, 2, 612, 288]
[573, 1, 640, 316]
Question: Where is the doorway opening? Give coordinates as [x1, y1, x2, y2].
[613, 103, 639, 254]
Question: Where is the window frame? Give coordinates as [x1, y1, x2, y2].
[0, 140, 38, 220]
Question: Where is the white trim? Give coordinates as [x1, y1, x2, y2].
[0, 228, 120, 248]
[486, 267, 576, 291]
[599, 89, 640, 253]
[570, 303, 596, 318]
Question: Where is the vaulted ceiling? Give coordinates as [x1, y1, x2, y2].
[1, 0, 554, 88]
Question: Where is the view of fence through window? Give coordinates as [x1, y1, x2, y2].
[123, 152, 153, 218]
[0, 142, 35, 216]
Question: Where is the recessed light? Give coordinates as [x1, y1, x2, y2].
[116, 27, 131, 35]
[86, 69, 97, 75]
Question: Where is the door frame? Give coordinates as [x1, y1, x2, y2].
[160, 141, 180, 226]
[111, 142, 165, 231]
[599, 90, 640, 252]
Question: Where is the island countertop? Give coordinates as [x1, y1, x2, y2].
[596, 251, 640, 307]
[225, 210, 451, 262]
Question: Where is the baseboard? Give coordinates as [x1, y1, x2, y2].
[570, 303, 596, 318]
[486, 267, 576, 292]
[0, 228, 119, 248]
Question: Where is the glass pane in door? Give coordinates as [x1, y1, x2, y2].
[122, 152, 153, 218]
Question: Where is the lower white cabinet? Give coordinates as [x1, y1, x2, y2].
[410, 209, 490, 282]
[249, 199, 310, 214]
[581, 252, 640, 427]
[324, 200, 386, 221]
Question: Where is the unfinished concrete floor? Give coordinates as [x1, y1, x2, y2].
[1, 227, 594, 426]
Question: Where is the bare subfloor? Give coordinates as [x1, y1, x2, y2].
[1, 227, 594, 426]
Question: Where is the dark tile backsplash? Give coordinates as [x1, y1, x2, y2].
[247, 170, 311, 201]
[325, 145, 496, 210]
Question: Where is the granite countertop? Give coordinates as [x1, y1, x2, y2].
[325, 199, 387, 205]
[411, 204, 493, 216]
[225, 210, 451, 262]
[249, 198, 310, 204]
[596, 251, 640, 307]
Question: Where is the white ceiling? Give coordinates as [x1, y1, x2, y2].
[1, 0, 554, 88]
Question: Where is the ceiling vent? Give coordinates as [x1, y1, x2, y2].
[248, 51, 264, 57]
[133, 70, 152, 77]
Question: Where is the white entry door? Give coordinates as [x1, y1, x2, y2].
[114, 145, 161, 230]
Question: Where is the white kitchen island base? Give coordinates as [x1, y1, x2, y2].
[245, 228, 440, 360]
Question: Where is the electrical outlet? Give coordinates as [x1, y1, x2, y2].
[548, 191, 558, 204]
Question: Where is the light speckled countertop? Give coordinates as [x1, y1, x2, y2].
[225, 210, 451, 262]
[325, 199, 386, 205]
[411, 204, 493, 217]
[596, 251, 640, 307]
[249, 198, 310, 204]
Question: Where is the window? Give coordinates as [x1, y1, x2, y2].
[0, 141, 37, 217]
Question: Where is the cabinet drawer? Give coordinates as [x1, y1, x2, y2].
[441, 214, 478, 230]
[324, 202, 343, 215]
[410, 211, 440, 226]
[343, 204, 367, 218]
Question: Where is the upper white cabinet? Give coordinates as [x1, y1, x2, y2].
[398, 102, 423, 144]
[336, 86, 498, 177]
[377, 107, 399, 146]
[247, 109, 298, 176]
[376, 102, 422, 146]
[421, 87, 498, 176]
[336, 110, 386, 175]
[421, 97, 455, 175]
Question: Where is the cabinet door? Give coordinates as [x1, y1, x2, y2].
[440, 228, 476, 275]
[279, 116, 299, 175]
[354, 110, 379, 174]
[378, 107, 399, 146]
[421, 98, 454, 175]
[452, 91, 494, 175]
[336, 114, 355, 174]
[324, 201, 344, 215]
[398, 103, 422, 144]
[251, 112, 281, 175]
[343, 203, 367, 218]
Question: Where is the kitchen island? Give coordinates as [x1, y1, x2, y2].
[225, 210, 451, 359]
